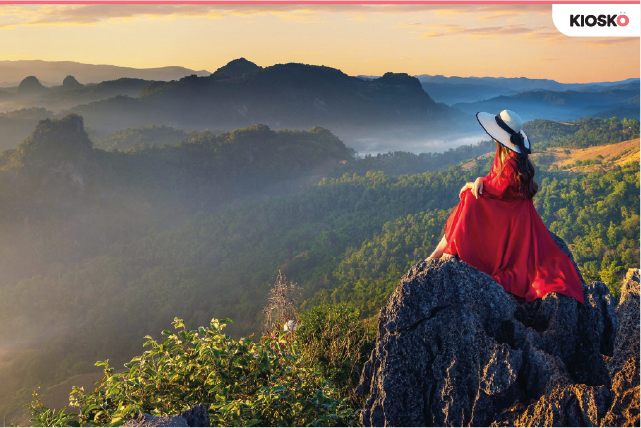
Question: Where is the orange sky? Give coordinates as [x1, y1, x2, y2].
[0, 4, 639, 83]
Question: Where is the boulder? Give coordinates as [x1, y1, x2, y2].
[123, 404, 210, 427]
[181, 404, 211, 427]
[123, 413, 189, 427]
[357, 232, 618, 427]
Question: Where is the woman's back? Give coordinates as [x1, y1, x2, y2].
[442, 151, 584, 303]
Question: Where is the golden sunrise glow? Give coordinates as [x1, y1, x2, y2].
[0, 4, 638, 83]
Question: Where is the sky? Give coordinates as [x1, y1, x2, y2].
[0, 4, 639, 83]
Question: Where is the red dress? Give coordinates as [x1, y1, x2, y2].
[443, 154, 585, 304]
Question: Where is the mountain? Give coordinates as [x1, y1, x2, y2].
[416, 75, 639, 106]
[0, 60, 210, 86]
[12, 77, 160, 112]
[211, 57, 262, 80]
[16, 76, 48, 95]
[452, 83, 640, 122]
[420, 81, 517, 105]
[0, 114, 354, 216]
[416, 74, 638, 92]
[0, 107, 55, 152]
[592, 99, 640, 121]
[64, 59, 467, 144]
[62, 75, 84, 91]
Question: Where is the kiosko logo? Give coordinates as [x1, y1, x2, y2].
[569, 13, 628, 27]
[553, 4, 640, 37]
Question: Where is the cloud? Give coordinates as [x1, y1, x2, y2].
[0, 4, 551, 29]
[420, 23, 537, 39]
[393, 22, 424, 28]
[366, 56, 440, 63]
[421, 32, 446, 38]
[583, 37, 640, 47]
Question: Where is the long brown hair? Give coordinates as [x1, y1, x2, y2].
[495, 141, 538, 198]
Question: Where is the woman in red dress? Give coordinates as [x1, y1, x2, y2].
[429, 110, 584, 304]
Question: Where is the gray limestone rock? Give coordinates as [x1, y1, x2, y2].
[608, 268, 640, 377]
[357, 232, 618, 427]
[123, 404, 210, 427]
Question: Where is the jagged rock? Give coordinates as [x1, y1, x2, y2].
[357, 232, 617, 427]
[123, 404, 210, 427]
[603, 358, 640, 427]
[603, 269, 640, 427]
[491, 384, 611, 427]
[608, 269, 640, 376]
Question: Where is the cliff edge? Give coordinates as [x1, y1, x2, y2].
[357, 232, 638, 427]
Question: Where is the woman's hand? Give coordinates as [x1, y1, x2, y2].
[459, 177, 484, 199]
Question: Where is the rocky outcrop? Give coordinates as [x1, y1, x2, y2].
[62, 75, 84, 91]
[123, 404, 210, 427]
[17, 76, 48, 95]
[603, 269, 640, 427]
[493, 384, 611, 427]
[356, 232, 632, 427]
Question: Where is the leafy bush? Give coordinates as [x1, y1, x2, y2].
[28, 318, 359, 427]
[295, 304, 375, 400]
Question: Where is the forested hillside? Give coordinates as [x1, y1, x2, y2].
[524, 117, 639, 149]
[92, 125, 209, 151]
[0, 115, 638, 424]
[0, 107, 54, 151]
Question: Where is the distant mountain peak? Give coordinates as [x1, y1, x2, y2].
[211, 58, 262, 80]
[17, 76, 47, 95]
[376, 72, 423, 90]
[16, 114, 92, 164]
[2, 113, 93, 194]
[62, 75, 84, 90]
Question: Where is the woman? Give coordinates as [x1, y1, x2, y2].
[429, 110, 584, 304]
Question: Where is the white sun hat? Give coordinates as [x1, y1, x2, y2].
[476, 110, 531, 155]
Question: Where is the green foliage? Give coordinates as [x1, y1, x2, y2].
[536, 162, 640, 299]
[59, 318, 357, 427]
[27, 391, 80, 427]
[309, 210, 451, 314]
[524, 117, 639, 150]
[92, 125, 204, 152]
[295, 305, 375, 398]
[572, 158, 602, 167]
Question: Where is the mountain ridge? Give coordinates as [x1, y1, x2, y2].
[64, 60, 467, 142]
[0, 60, 210, 87]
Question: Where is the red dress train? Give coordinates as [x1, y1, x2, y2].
[443, 154, 585, 304]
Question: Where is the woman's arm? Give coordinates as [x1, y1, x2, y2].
[459, 177, 484, 199]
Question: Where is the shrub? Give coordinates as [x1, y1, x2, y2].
[28, 318, 359, 427]
[295, 304, 376, 402]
